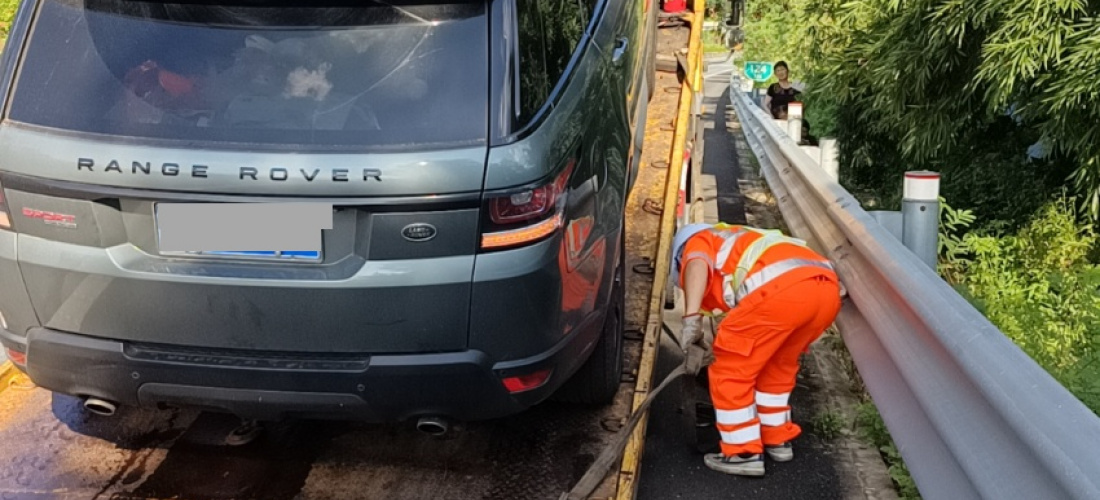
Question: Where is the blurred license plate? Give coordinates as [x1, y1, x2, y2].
[155, 203, 332, 261]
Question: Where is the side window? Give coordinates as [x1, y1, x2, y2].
[515, 0, 590, 127]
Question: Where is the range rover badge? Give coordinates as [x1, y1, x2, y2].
[402, 223, 437, 242]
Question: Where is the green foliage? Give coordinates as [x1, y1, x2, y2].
[706, 2, 732, 24]
[855, 402, 890, 447]
[702, 29, 730, 54]
[742, 0, 810, 80]
[811, 410, 845, 441]
[885, 449, 922, 500]
[741, 0, 843, 138]
[943, 197, 1100, 412]
[1, 0, 18, 50]
[801, 90, 838, 138]
[938, 197, 976, 283]
[805, 0, 1100, 220]
[856, 402, 923, 500]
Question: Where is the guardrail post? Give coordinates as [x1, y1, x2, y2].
[819, 138, 839, 182]
[787, 102, 803, 144]
[902, 171, 940, 270]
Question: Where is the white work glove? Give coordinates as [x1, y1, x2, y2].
[680, 314, 704, 352]
[681, 314, 712, 376]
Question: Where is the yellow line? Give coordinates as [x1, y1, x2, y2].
[616, 2, 706, 499]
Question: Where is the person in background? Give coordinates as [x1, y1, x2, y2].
[763, 61, 799, 120]
[762, 61, 816, 144]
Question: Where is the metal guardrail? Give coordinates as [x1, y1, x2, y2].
[729, 75, 1100, 500]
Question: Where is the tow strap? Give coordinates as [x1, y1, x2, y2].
[559, 323, 692, 500]
[559, 363, 688, 500]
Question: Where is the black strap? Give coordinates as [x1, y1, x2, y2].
[559, 363, 689, 500]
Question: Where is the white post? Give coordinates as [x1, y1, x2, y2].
[819, 138, 839, 182]
[787, 102, 803, 144]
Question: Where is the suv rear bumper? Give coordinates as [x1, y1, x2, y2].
[0, 322, 600, 422]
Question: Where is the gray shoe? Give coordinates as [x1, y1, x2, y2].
[766, 442, 794, 462]
[703, 453, 765, 476]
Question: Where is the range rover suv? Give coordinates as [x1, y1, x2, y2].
[0, 0, 656, 422]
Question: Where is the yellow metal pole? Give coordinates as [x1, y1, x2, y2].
[616, 1, 706, 498]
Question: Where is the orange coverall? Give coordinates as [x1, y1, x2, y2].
[680, 226, 841, 456]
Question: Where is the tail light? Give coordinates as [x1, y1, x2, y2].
[0, 180, 11, 230]
[501, 369, 552, 393]
[5, 348, 26, 367]
[480, 162, 574, 250]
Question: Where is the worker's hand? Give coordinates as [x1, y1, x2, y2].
[685, 342, 711, 376]
[680, 314, 704, 352]
[681, 314, 712, 376]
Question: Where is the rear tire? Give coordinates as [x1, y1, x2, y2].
[554, 233, 626, 405]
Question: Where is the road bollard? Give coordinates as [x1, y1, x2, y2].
[787, 102, 803, 144]
[902, 171, 940, 270]
[819, 138, 839, 182]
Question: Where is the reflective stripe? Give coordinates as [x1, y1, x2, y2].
[759, 410, 791, 427]
[756, 391, 790, 407]
[716, 406, 757, 426]
[714, 229, 753, 308]
[713, 228, 749, 268]
[706, 227, 833, 308]
[711, 227, 817, 308]
[720, 425, 761, 444]
[730, 231, 807, 293]
[736, 258, 835, 302]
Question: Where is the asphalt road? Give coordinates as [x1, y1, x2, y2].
[636, 55, 845, 500]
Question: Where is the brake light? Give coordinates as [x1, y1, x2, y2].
[490, 186, 557, 224]
[6, 348, 26, 366]
[501, 369, 552, 393]
[0, 180, 10, 230]
[480, 162, 574, 250]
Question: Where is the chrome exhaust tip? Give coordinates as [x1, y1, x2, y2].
[82, 397, 118, 417]
[415, 416, 451, 437]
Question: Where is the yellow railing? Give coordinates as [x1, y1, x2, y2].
[615, 1, 706, 498]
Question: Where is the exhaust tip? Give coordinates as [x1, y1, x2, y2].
[416, 416, 451, 437]
[83, 397, 118, 417]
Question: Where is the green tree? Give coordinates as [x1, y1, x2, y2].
[806, 0, 1100, 222]
[743, 0, 810, 80]
[1, 0, 19, 50]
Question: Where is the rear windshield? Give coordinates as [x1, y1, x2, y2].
[7, 0, 488, 150]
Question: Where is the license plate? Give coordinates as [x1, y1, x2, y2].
[155, 203, 332, 261]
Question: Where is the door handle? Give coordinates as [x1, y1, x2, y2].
[612, 38, 629, 65]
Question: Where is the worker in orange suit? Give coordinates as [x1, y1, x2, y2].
[670, 222, 842, 477]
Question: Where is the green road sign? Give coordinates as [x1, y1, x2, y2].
[744, 62, 774, 82]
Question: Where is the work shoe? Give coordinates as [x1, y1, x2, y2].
[766, 442, 794, 462]
[703, 453, 765, 477]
